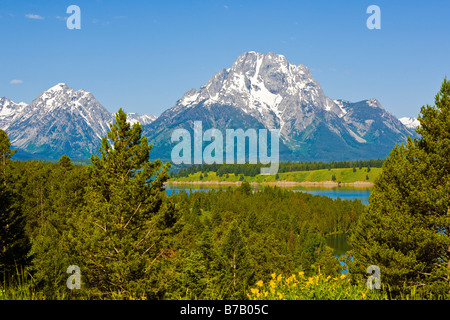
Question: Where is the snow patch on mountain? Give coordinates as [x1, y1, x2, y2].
[399, 117, 420, 129]
[0, 84, 157, 158]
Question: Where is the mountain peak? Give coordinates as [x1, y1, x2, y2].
[143, 51, 416, 162]
[176, 51, 341, 134]
[366, 98, 383, 108]
[48, 83, 68, 91]
[399, 117, 420, 129]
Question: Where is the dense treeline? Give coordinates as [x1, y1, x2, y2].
[173, 159, 384, 178]
[2, 158, 363, 298]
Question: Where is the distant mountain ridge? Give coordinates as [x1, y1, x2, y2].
[399, 117, 420, 129]
[1, 52, 418, 161]
[0, 83, 155, 159]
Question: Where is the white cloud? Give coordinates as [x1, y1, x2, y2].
[25, 14, 44, 20]
[10, 80, 24, 85]
[56, 16, 68, 21]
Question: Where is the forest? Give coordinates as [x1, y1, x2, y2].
[0, 121, 364, 299]
[0, 79, 449, 300]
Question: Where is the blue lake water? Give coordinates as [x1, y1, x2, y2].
[165, 185, 371, 204]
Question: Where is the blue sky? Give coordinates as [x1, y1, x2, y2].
[0, 0, 449, 118]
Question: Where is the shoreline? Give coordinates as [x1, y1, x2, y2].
[165, 179, 374, 188]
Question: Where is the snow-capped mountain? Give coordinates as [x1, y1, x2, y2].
[1, 52, 418, 161]
[335, 99, 417, 149]
[1, 83, 156, 159]
[172, 52, 343, 139]
[143, 52, 417, 161]
[126, 113, 157, 126]
[399, 117, 420, 129]
[0, 97, 27, 131]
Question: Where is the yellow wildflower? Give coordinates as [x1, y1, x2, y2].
[340, 274, 346, 280]
[256, 280, 264, 287]
[277, 274, 283, 282]
[271, 273, 277, 279]
[250, 288, 259, 295]
[269, 280, 276, 288]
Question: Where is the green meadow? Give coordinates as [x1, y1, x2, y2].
[169, 167, 382, 184]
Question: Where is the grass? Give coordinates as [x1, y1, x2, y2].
[0, 268, 47, 300]
[170, 167, 382, 184]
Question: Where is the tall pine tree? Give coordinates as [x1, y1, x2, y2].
[0, 129, 30, 278]
[219, 219, 253, 299]
[349, 78, 450, 297]
[73, 109, 179, 299]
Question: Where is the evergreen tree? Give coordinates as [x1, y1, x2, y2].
[237, 181, 252, 196]
[0, 130, 30, 278]
[192, 198, 201, 216]
[73, 109, 179, 299]
[220, 220, 252, 298]
[349, 79, 450, 297]
[58, 154, 72, 170]
[28, 162, 88, 298]
[300, 233, 326, 273]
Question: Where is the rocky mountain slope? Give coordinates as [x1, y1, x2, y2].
[143, 52, 417, 161]
[1, 52, 418, 161]
[0, 83, 155, 159]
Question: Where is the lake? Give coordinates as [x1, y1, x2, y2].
[165, 185, 371, 204]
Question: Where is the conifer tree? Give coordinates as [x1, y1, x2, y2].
[58, 154, 72, 170]
[74, 109, 178, 299]
[0, 130, 30, 277]
[349, 78, 450, 297]
[220, 220, 252, 298]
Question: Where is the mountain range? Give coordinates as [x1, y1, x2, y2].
[141, 52, 418, 161]
[0, 83, 155, 159]
[0, 52, 418, 162]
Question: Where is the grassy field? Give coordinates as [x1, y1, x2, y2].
[169, 167, 382, 184]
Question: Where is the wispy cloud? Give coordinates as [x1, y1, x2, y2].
[25, 14, 44, 20]
[56, 16, 68, 21]
[10, 79, 24, 85]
